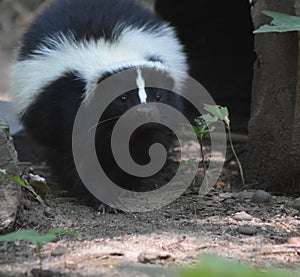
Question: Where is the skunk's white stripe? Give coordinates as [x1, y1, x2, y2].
[136, 68, 147, 103]
[11, 25, 188, 114]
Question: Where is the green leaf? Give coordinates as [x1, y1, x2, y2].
[47, 228, 81, 238]
[204, 104, 229, 122]
[254, 10, 300, 33]
[194, 118, 209, 134]
[0, 230, 54, 244]
[218, 106, 229, 120]
[0, 169, 27, 188]
[180, 255, 299, 277]
[204, 105, 222, 118]
[0, 229, 70, 245]
[193, 126, 200, 134]
[201, 113, 218, 124]
[218, 106, 230, 128]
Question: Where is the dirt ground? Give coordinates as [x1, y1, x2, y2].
[1, 1, 300, 276]
[0, 139, 299, 277]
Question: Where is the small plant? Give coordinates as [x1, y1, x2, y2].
[0, 169, 28, 188]
[0, 229, 71, 276]
[194, 105, 245, 185]
[254, 10, 300, 33]
[180, 255, 298, 277]
[0, 168, 50, 205]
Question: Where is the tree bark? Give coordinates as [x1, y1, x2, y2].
[246, 0, 300, 193]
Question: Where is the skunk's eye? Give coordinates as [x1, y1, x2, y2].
[121, 94, 127, 102]
[155, 92, 161, 101]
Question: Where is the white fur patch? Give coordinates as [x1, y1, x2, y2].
[11, 25, 188, 114]
[136, 68, 147, 103]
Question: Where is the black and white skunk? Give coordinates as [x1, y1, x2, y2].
[11, 0, 189, 209]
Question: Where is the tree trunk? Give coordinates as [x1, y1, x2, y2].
[246, 0, 300, 193]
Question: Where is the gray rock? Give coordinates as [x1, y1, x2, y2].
[237, 226, 257, 236]
[233, 211, 253, 221]
[51, 245, 69, 257]
[292, 197, 300, 212]
[251, 190, 272, 204]
[0, 116, 21, 234]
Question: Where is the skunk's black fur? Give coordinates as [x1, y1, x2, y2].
[11, 0, 188, 209]
[19, 0, 164, 59]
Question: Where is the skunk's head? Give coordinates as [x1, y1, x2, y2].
[94, 66, 186, 128]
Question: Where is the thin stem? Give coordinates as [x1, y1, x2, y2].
[227, 126, 245, 185]
[199, 136, 210, 195]
[200, 136, 207, 177]
[37, 243, 43, 277]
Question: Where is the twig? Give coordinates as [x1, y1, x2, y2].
[261, 249, 300, 255]
[227, 127, 245, 185]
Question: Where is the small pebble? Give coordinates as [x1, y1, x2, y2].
[43, 207, 53, 218]
[288, 237, 300, 245]
[216, 181, 231, 191]
[51, 245, 69, 257]
[251, 190, 272, 203]
[138, 251, 173, 264]
[292, 198, 300, 212]
[237, 225, 257, 236]
[233, 211, 253, 221]
[65, 260, 76, 270]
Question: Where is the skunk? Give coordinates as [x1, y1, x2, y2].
[11, 0, 188, 209]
